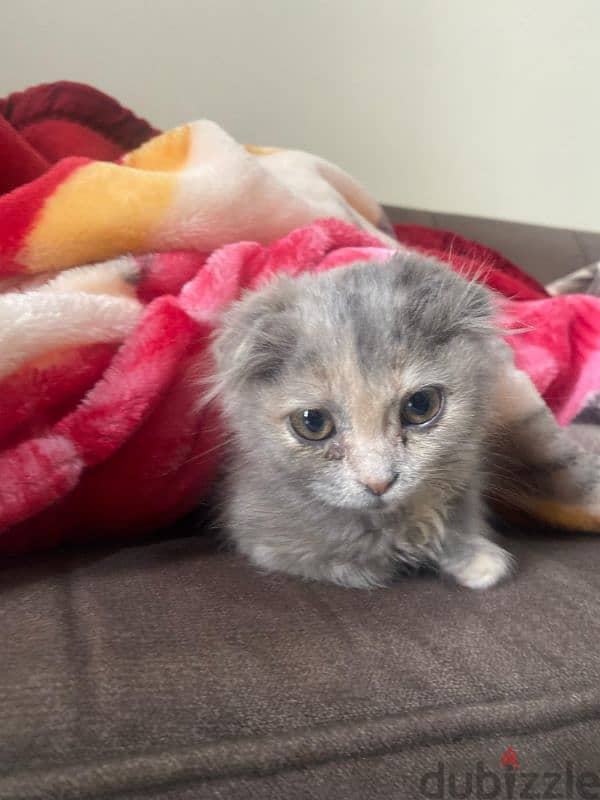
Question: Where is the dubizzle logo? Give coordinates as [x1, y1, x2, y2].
[500, 745, 519, 770]
[419, 746, 600, 799]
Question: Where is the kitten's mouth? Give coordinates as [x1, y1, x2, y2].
[366, 495, 386, 509]
[369, 497, 403, 514]
[327, 493, 401, 513]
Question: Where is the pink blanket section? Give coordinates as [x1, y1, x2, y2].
[1, 218, 599, 555]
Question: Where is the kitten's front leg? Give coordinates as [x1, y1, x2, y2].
[437, 500, 513, 590]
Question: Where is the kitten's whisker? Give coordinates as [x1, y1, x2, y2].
[157, 436, 234, 478]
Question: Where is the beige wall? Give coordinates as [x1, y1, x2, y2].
[3, 0, 600, 230]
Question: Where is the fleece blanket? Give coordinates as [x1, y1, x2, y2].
[1, 82, 599, 556]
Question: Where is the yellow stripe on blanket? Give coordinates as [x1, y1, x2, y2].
[19, 161, 177, 272]
[123, 125, 192, 172]
[525, 499, 600, 534]
[244, 144, 282, 156]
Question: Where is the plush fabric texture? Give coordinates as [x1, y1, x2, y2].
[0, 115, 392, 276]
[1, 82, 600, 556]
[548, 260, 600, 297]
[0, 81, 158, 194]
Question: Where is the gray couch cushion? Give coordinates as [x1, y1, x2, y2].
[2, 526, 600, 799]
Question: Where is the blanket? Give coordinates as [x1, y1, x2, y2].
[1, 82, 599, 556]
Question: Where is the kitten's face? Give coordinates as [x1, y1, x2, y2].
[213, 255, 497, 513]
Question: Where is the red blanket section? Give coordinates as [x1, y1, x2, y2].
[0, 81, 158, 194]
[1, 82, 599, 556]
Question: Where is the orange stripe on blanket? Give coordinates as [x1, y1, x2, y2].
[493, 496, 600, 534]
[525, 499, 600, 533]
[18, 161, 177, 272]
[122, 125, 191, 172]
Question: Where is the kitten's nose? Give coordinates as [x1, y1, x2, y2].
[362, 474, 398, 496]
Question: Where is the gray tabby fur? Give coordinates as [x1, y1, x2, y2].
[211, 254, 512, 589]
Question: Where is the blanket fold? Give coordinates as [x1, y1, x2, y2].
[0, 81, 599, 556]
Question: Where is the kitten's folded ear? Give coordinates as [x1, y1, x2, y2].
[389, 253, 497, 341]
[211, 275, 299, 399]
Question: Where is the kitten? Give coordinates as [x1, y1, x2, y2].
[211, 253, 513, 589]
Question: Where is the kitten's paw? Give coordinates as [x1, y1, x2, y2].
[447, 543, 512, 590]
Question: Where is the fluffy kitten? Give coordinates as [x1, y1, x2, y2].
[211, 254, 512, 589]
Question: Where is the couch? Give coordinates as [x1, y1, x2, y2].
[3, 208, 600, 799]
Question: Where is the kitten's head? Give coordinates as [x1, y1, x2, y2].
[212, 254, 498, 512]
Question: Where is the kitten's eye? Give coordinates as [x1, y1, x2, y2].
[289, 409, 335, 441]
[401, 387, 443, 427]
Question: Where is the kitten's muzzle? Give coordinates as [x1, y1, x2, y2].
[361, 473, 398, 497]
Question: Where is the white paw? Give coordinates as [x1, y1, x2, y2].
[452, 545, 512, 590]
